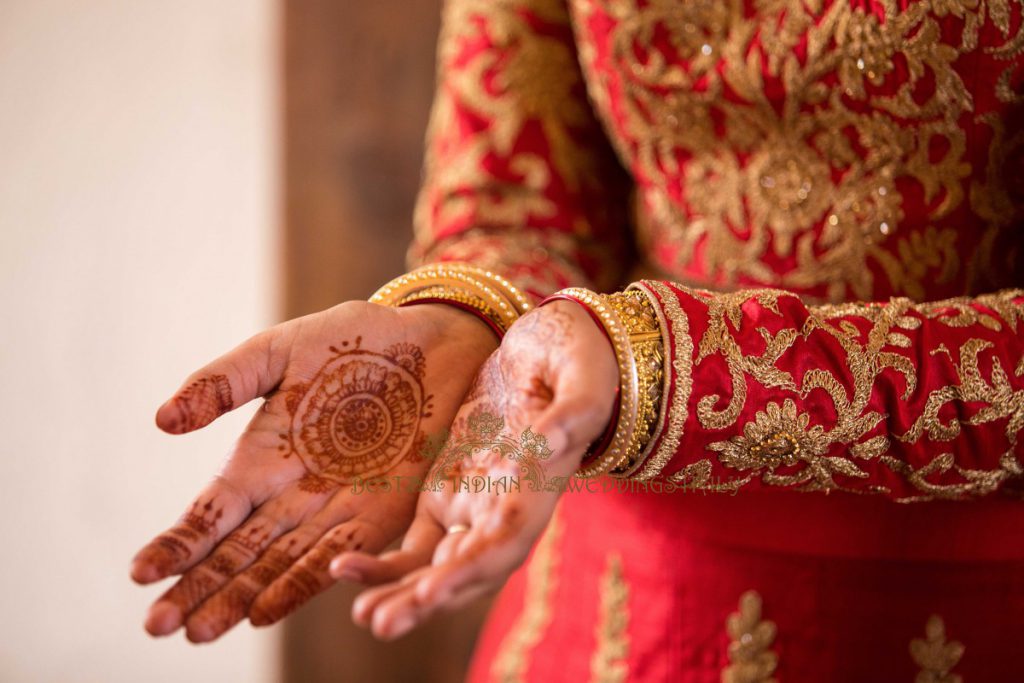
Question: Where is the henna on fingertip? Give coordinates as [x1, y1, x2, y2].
[157, 374, 234, 434]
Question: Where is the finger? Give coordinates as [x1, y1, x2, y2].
[531, 377, 615, 457]
[182, 523, 321, 643]
[144, 495, 307, 636]
[372, 575, 493, 641]
[249, 519, 372, 627]
[131, 478, 251, 584]
[358, 521, 516, 639]
[351, 566, 431, 629]
[414, 514, 529, 608]
[155, 325, 291, 434]
[530, 314, 619, 456]
[330, 510, 444, 585]
[249, 483, 403, 626]
[182, 486, 352, 642]
[429, 526, 471, 566]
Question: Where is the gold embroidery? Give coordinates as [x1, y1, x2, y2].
[491, 510, 562, 683]
[588, 554, 630, 683]
[693, 289, 799, 431]
[412, 0, 629, 294]
[910, 615, 965, 683]
[573, 0, 1022, 300]
[638, 284, 1024, 499]
[708, 399, 849, 490]
[722, 590, 779, 683]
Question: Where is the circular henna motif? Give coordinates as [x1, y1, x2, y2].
[294, 350, 423, 482]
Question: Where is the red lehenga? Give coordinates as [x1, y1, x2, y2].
[410, 0, 1024, 679]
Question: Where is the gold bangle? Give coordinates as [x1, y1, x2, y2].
[599, 290, 664, 476]
[369, 263, 531, 334]
[554, 287, 641, 478]
[395, 285, 504, 330]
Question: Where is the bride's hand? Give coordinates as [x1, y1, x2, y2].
[131, 300, 496, 642]
[332, 301, 617, 640]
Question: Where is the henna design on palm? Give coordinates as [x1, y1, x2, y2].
[276, 337, 434, 492]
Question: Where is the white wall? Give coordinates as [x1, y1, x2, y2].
[0, 2, 279, 681]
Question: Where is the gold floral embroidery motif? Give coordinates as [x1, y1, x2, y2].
[588, 554, 630, 683]
[573, 0, 1023, 301]
[708, 399, 855, 490]
[910, 615, 965, 683]
[491, 511, 563, 683]
[722, 590, 779, 683]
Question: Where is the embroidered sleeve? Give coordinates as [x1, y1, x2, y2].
[408, 0, 634, 301]
[629, 281, 1024, 502]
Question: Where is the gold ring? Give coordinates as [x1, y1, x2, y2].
[447, 523, 470, 535]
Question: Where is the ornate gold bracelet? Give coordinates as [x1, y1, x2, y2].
[542, 287, 664, 477]
[369, 262, 531, 336]
[599, 290, 664, 476]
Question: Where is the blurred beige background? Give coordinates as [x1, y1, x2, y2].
[0, 1, 279, 681]
[0, 0, 487, 681]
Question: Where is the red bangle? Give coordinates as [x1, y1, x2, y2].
[398, 297, 505, 340]
[539, 293, 622, 467]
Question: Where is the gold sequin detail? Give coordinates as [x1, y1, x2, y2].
[910, 615, 965, 683]
[588, 554, 630, 683]
[491, 510, 563, 683]
[722, 590, 779, 683]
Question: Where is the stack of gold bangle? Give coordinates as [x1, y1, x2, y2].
[547, 287, 664, 478]
[602, 290, 663, 476]
[369, 263, 531, 336]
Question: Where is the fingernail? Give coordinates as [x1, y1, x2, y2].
[329, 557, 352, 578]
[417, 577, 447, 604]
[337, 567, 362, 582]
[145, 602, 182, 636]
[185, 622, 216, 644]
[130, 560, 163, 584]
[390, 615, 414, 639]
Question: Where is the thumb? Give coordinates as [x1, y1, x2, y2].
[530, 379, 616, 460]
[155, 324, 292, 434]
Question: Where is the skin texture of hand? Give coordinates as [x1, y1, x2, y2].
[330, 301, 618, 640]
[131, 301, 496, 643]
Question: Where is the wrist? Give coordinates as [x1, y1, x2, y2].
[539, 288, 663, 478]
[403, 302, 500, 354]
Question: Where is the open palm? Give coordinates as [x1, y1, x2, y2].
[131, 300, 495, 642]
